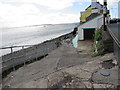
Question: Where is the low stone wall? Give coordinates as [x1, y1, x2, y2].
[1, 31, 75, 73]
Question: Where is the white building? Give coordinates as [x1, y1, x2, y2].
[78, 0, 110, 41]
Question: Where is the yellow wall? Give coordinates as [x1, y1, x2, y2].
[80, 8, 93, 23]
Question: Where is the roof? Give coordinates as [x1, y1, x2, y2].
[96, 2, 103, 6]
[85, 1, 103, 10]
[85, 5, 91, 10]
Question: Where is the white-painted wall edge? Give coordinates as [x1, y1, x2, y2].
[78, 29, 84, 40]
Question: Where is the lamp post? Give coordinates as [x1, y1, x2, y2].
[103, 0, 107, 31]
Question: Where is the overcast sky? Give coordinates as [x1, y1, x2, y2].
[0, 0, 119, 28]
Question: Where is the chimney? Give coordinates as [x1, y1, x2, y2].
[103, 0, 107, 12]
[104, 0, 107, 6]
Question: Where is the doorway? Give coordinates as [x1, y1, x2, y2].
[84, 28, 95, 40]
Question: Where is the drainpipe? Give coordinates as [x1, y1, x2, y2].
[103, 0, 107, 31]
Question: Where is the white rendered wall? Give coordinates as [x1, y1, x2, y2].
[92, 9, 98, 13]
[78, 15, 104, 40]
[78, 28, 84, 40]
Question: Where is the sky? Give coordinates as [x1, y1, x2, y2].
[0, 0, 119, 28]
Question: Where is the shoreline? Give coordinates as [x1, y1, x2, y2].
[2, 30, 75, 57]
[1, 29, 77, 75]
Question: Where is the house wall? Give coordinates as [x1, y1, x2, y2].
[78, 15, 103, 40]
[78, 28, 84, 40]
[92, 9, 98, 13]
[91, 2, 104, 13]
[80, 2, 104, 23]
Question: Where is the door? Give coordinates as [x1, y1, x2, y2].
[84, 28, 95, 40]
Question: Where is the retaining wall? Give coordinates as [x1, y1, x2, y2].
[1, 31, 75, 73]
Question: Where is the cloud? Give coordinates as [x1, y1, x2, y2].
[0, 0, 119, 28]
[97, 0, 119, 8]
[28, 0, 75, 10]
[77, 0, 119, 8]
[0, 1, 79, 28]
[1, 0, 78, 10]
[0, 2, 42, 27]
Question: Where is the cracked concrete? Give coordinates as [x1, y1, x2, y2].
[2, 40, 118, 89]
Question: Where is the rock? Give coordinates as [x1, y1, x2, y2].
[69, 82, 72, 85]
[4, 85, 10, 88]
[63, 66, 92, 80]
[106, 84, 115, 88]
[47, 71, 64, 87]
[112, 59, 117, 65]
[93, 84, 115, 88]
[83, 81, 92, 88]
[66, 83, 69, 86]
[62, 85, 66, 88]
[93, 84, 106, 88]
[102, 59, 115, 69]
[77, 83, 86, 88]
[64, 74, 68, 77]
[71, 80, 74, 83]
[71, 77, 74, 79]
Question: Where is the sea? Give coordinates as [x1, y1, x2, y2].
[0, 23, 79, 56]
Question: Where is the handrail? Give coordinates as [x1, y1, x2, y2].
[107, 25, 120, 48]
[0, 45, 33, 49]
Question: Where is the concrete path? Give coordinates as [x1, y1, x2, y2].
[2, 41, 118, 88]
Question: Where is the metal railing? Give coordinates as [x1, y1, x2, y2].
[0, 45, 33, 54]
[0, 41, 59, 74]
[0, 31, 74, 75]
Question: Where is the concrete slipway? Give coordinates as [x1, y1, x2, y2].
[2, 40, 119, 89]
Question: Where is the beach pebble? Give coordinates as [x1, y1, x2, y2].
[71, 80, 74, 83]
[66, 83, 69, 86]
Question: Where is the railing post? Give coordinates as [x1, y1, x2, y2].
[22, 46, 26, 66]
[10, 47, 13, 53]
[35, 46, 38, 61]
[10, 47, 15, 71]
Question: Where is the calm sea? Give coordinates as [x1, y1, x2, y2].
[0, 23, 79, 56]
